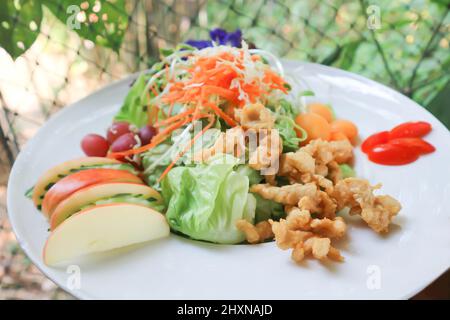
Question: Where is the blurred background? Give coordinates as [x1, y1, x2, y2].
[0, 0, 449, 299]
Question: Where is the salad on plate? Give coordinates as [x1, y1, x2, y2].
[26, 30, 415, 267]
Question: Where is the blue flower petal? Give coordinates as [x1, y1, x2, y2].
[185, 40, 213, 50]
[225, 29, 242, 47]
[209, 28, 228, 44]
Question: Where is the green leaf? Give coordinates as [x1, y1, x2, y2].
[161, 155, 255, 244]
[42, 0, 128, 52]
[339, 164, 356, 179]
[159, 47, 174, 57]
[114, 73, 150, 127]
[335, 40, 362, 70]
[426, 80, 450, 129]
[320, 46, 342, 66]
[252, 193, 285, 223]
[299, 90, 315, 97]
[0, 0, 43, 59]
[430, 0, 450, 7]
[25, 186, 34, 198]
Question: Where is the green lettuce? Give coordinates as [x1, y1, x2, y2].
[253, 193, 285, 223]
[339, 164, 356, 178]
[161, 155, 255, 244]
[141, 142, 172, 189]
[114, 73, 151, 128]
[141, 127, 222, 189]
[235, 165, 263, 186]
[272, 99, 307, 152]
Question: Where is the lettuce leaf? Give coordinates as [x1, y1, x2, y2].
[253, 193, 285, 223]
[235, 165, 263, 186]
[161, 155, 255, 244]
[272, 99, 306, 152]
[141, 142, 172, 189]
[339, 164, 356, 178]
[275, 119, 302, 152]
[114, 73, 150, 128]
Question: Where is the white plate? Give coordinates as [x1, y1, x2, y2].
[7, 61, 450, 299]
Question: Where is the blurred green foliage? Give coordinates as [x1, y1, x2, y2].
[0, 0, 448, 127]
[185, 0, 450, 126]
[0, 0, 128, 58]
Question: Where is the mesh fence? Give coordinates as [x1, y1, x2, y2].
[0, 0, 449, 178]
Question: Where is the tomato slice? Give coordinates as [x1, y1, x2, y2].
[389, 121, 432, 139]
[368, 144, 419, 165]
[361, 131, 390, 153]
[389, 138, 435, 155]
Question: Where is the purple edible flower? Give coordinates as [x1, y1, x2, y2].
[185, 39, 213, 50]
[185, 28, 242, 49]
[209, 28, 229, 45]
[224, 29, 242, 47]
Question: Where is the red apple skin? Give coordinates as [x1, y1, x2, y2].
[42, 169, 143, 216]
[49, 182, 162, 230]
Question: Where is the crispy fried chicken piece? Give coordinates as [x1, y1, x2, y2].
[301, 139, 353, 165]
[235, 220, 274, 244]
[285, 206, 312, 230]
[248, 129, 282, 175]
[292, 237, 344, 263]
[279, 139, 350, 187]
[333, 178, 401, 233]
[298, 191, 337, 219]
[361, 195, 402, 233]
[281, 150, 315, 175]
[327, 161, 342, 184]
[234, 103, 275, 129]
[250, 183, 317, 205]
[269, 219, 313, 250]
[193, 126, 245, 162]
[291, 242, 305, 263]
[310, 216, 346, 239]
[264, 174, 277, 186]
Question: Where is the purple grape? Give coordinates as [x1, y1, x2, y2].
[110, 133, 137, 152]
[138, 125, 157, 145]
[107, 122, 131, 145]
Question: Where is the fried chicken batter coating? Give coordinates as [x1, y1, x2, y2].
[250, 183, 317, 205]
[193, 126, 245, 162]
[333, 178, 401, 233]
[279, 139, 351, 187]
[301, 139, 353, 165]
[248, 129, 282, 175]
[291, 237, 343, 263]
[298, 191, 337, 219]
[310, 216, 346, 239]
[235, 103, 275, 129]
[269, 219, 313, 250]
[285, 206, 311, 230]
[235, 220, 274, 244]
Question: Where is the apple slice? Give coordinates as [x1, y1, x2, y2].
[50, 182, 163, 230]
[43, 203, 170, 266]
[32, 157, 121, 209]
[42, 169, 143, 217]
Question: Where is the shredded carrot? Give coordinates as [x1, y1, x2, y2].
[154, 108, 195, 128]
[150, 85, 159, 97]
[116, 47, 289, 178]
[167, 102, 175, 117]
[204, 102, 236, 127]
[157, 115, 215, 182]
[159, 49, 288, 128]
[108, 117, 191, 158]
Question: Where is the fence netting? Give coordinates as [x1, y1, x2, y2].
[0, 0, 449, 179]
